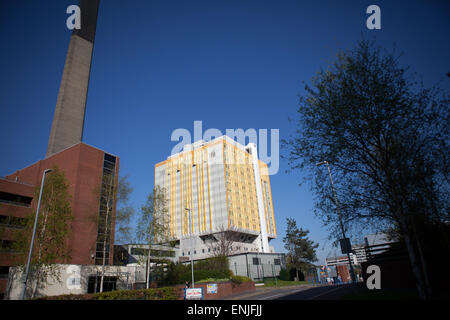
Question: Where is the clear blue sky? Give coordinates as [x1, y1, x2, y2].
[1, 0, 449, 264]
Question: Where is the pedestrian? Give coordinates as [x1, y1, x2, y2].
[185, 281, 190, 289]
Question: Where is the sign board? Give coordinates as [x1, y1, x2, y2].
[328, 266, 337, 277]
[207, 283, 218, 294]
[185, 288, 203, 300]
[340, 238, 352, 254]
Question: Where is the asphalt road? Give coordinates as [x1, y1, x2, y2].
[224, 282, 365, 300]
[276, 282, 366, 300]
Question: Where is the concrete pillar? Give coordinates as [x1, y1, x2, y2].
[46, 0, 100, 157]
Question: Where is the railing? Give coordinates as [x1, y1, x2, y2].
[0, 223, 25, 230]
[0, 176, 35, 187]
[0, 199, 31, 208]
[363, 242, 408, 263]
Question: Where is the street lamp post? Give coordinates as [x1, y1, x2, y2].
[316, 161, 356, 283]
[185, 207, 194, 288]
[20, 168, 52, 300]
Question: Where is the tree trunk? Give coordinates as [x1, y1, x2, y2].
[400, 218, 428, 300]
[100, 176, 114, 293]
[5, 269, 18, 300]
[99, 222, 108, 293]
[146, 249, 151, 289]
[100, 214, 109, 293]
[32, 276, 39, 299]
[409, 217, 433, 298]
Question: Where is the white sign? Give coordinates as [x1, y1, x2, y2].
[66, 265, 81, 290]
[185, 288, 203, 300]
[207, 284, 218, 294]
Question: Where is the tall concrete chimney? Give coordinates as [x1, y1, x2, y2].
[46, 0, 100, 157]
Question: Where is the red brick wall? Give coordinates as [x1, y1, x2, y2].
[336, 265, 351, 282]
[0, 279, 6, 295]
[0, 179, 35, 268]
[175, 281, 256, 300]
[0, 179, 34, 198]
[1, 143, 119, 267]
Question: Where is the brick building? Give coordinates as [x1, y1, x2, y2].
[0, 1, 118, 299]
[0, 143, 119, 298]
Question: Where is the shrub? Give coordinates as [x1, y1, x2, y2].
[230, 275, 252, 285]
[35, 287, 178, 300]
[196, 278, 230, 284]
[158, 256, 233, 286]
[279, 268, 291, 281]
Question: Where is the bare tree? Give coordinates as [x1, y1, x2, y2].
[91, 169, 117, 293]
[206, 225, 237, 257]
[88, 171, 133, 292]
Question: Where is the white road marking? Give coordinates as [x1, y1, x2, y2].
[306, 285, 347, 300]
[260, 288, 308, 300]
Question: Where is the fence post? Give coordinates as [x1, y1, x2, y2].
[94, 270, 98, 293]
[246, 254, 250, 278]
[256, 260, 260, 280]
[272, 264, 277, 286]
[261, 262, 264, 279]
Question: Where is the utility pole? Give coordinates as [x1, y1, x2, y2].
[317, 161, 356, 283]
[185, 207, 194, 288]
[20, 169, 52, 300]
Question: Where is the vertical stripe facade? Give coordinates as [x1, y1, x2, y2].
[155, 137, 276, 241]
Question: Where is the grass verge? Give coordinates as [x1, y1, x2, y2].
[259, 279, 307, 287]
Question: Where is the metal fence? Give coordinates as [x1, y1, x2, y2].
[230, 262, 282, 281]
[94, 259, 284, 292]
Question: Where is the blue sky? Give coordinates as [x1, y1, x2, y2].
[1, 0, 449, 264]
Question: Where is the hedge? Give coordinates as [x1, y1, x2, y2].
[158, 256, 233, 286]
[35, 287, 178, 300]
[196, 276, 252, 285]
[230, 275, 252, 285]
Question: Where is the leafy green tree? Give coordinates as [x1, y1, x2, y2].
[13, 166, 72, 299]
[114, 175, 135, 245]
[136, 186, 169, 289]
[282, 218, 318, 281]
[284, 39, 449, 299]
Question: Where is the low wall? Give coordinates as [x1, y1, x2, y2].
[176, 281, 255, 300]
[0, 279, 7, 298]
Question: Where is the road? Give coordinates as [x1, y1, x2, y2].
[223, 282, 365, 300]
[275, 282, 365, 300]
